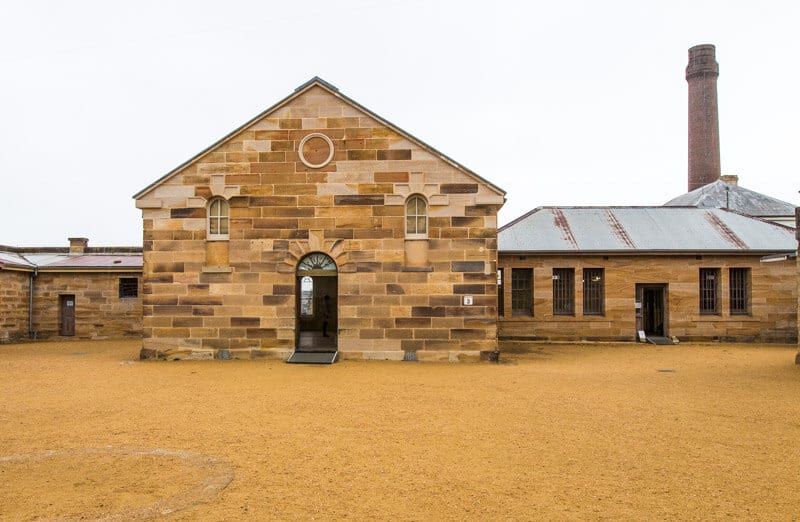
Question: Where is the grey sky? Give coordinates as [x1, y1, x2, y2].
[1, 0, 797, 246]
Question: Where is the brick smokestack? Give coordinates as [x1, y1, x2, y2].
[686, 44, 721, 192]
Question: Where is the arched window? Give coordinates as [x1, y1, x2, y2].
[405, 195, 427, 238]
[208, 198, 229, 239]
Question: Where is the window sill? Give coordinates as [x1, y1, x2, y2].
[202, 266, 233, 273]
[402, 266, 433, 272]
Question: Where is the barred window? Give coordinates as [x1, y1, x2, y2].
[729, 267, 750, 315]
[208, 198, 230, 239]
[552, 268, 574, 315]
[511, 268, 532, 316]
[119, 278, 139, 299]
[582, 268, 604, 316]
[497, 268, 505, 317]
[699, 268, 720, 315]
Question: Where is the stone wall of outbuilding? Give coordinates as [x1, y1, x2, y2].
[0, 270, 31, 342]
[499, 254, 797, 343]
[31, 272, 142, 340]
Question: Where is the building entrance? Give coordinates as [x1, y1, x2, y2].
[295, 253, 338, 352]
[635, 284, 667, 338]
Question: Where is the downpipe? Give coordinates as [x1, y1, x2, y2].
[28, 267, 37, 340]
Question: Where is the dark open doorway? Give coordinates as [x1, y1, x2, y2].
[295, 253, 338, 352]
[635, 284, 667, 337]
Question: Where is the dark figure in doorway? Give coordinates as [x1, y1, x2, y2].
[322, 294, 331, 337]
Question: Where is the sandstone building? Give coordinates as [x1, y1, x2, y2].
[133, 78, 506, 361]
[497, 206, 797, 343]
[0, 238, 142, 342]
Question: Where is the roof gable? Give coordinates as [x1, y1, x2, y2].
[499, 206, 796, 254]
[134, 77, 504, 199]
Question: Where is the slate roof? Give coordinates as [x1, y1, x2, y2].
[664, 180, 796, 218]
[498, 206, 797, 254]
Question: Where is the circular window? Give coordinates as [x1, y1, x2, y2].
[298, 133, 334, 169]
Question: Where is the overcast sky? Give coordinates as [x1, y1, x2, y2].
[1, 0, 797, 247]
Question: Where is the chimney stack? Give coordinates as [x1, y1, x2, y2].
[68, 237, 89, 254]
[686, 44, 721, 192]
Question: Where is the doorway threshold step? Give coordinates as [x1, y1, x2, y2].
[646, 336, 674, 345]
[287, 351, 338, 364]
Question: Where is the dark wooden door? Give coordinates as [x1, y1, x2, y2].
[59, 295, 75, 336]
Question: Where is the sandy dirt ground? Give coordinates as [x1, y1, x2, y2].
[1, 339, 799, 521]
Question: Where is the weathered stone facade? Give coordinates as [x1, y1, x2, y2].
[0, 241, 143, 343]
[0, 270, 30, 342]
[30, 272, 142, 340]
[135, 79, 505, 361]
[499, 254, 797, 343]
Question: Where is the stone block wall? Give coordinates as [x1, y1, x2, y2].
[0, 271, 31, 342]
[136, 84, 504, 360]
[31, 272, 142, 340]
[499, 254, 797, 343]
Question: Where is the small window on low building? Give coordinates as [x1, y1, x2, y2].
[405, 195, 428, 238]
[511, 268, 533, 316]
[497, 268, 505, 316]
[119, 277, 139, 299]
[729, 267, 750, 315]
[699, 268, 721, 315]
[208, 197, 230, 239]
[552, 268, 575, 316]
[582, 268, 604, 316]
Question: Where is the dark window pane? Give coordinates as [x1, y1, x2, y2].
[699, 268, 720, 314]
[583, 268, 604, 315]
[119, 278, 139, 299]
[511, 268, 532, 316]
[553, 268, 574, 315]
[729, 267, 750, 315]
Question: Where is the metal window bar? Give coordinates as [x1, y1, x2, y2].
[582, 268, 604, 315]
[511, 268, 532, 316]
[553, 268, 574, 315]
[729, 267, 749, 315]
[699, 268, 720, 314]
[119, 278, 139, 299]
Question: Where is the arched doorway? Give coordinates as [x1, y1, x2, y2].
[296, 253, 338, 352]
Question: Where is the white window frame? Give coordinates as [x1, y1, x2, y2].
[207, 197, 230, 240]
[405, 195, 428, 239]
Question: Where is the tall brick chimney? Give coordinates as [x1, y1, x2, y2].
[686, 44, 721, 192]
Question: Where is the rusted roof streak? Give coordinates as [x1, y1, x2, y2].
[704, 211, 748, 249]
[552, 208, 578, 248]
[604, 209, 637, 248]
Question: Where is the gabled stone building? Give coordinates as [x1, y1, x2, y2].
[134, 78, 506, 361]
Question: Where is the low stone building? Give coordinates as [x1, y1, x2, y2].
[0, 238, 142, 342]
[498, 207, 797, 343]
[134, 78, 506, 361]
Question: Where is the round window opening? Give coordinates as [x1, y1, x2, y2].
[298, 133, 334, 169]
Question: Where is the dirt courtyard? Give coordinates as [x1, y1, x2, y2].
[1, 340, 799, 520]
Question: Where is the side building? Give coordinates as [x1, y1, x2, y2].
[0, 238, 142, 342]
[497, 207, 797, 343]
[134, 78, 506, 361]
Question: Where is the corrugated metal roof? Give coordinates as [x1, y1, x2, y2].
[38, 255, 142, 270]
[0, 251, 142, 271]
[0, 251, 36, 269]
[664, 180, 796, 217]
[499, 207, 797, 253]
